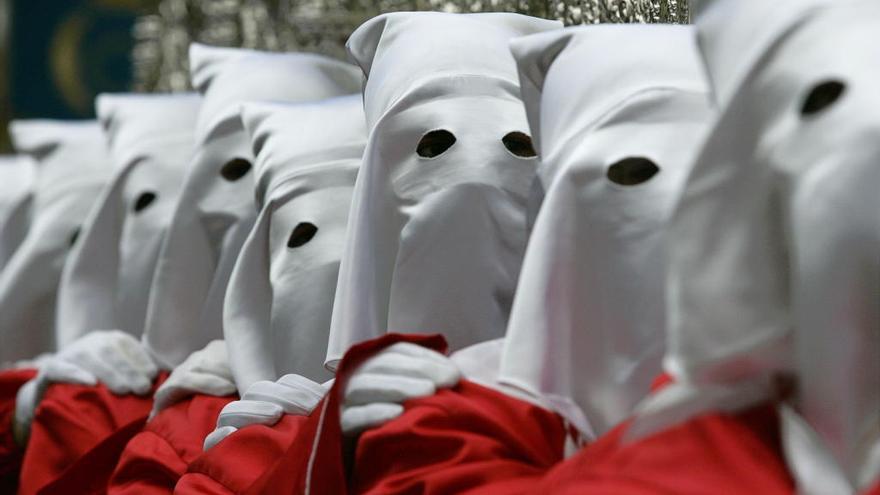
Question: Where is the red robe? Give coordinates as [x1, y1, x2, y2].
[242, 333, 453, 495]
[352, 380, 566, 494]
[107, 394, 236, 495]
[17, 372, 168, 495]
[172, 413, 308, 494]
[245, 333, 798, 495]
[536, 404, 795, 494]
[0, 368, 37, 493]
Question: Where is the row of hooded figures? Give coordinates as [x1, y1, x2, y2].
[0, 1, 876, 494]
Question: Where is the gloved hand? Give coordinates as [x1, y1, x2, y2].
[203, 374, 328, 451]
[150, 340, 236, 419]
[13, 330, 158, 446]
[340, 342, 460, 436]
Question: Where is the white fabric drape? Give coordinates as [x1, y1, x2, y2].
[142, 45, 362, 370]
[224, 95, 364, 393]
[1, 121, 112, 364]
[326, 12, 562, 368]
[0, 155, 35, 271]
[55, 93, 201, 347]
[497, 24, 713, 439]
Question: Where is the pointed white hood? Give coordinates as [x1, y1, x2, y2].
[142, 45, 362, 370]
[1, 120, 111, 364]
[0, 155, 35, 271]
[498, 24, 712, 439]
[326, 12, 562, 368]
[225, 95, 364, 392]
[54, 93, 201, 347]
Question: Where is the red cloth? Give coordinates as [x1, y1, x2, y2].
[107, 393, 236, 495]
[173, 413, 308, 495]
[244, 333, 451, 495]
[17, 372, 168, 495]
[352, 380, 566, 495]
[535, 403, 795, 495]
[0, 368, 37, 493]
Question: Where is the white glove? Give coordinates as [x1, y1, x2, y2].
[340, 342, 460, 436]
[150, 340, 236, 419]
[202, 374, 328, 451]
[13, 330, 158, 446]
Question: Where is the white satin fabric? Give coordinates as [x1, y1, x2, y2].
[142, 45, 362, 370]
[494, 25, 712, 439]
[226, 95, 363, 393]
[635, 0, 879, 492]
[1, 121, 111, 365]
[0, 155, 35, 270]
[55, 93, 201, 347]
[326, 12, 561, 368]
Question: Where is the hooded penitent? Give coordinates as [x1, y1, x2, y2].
[496, 24, 712, 440]
[225, 95, 364, 393]
[142, 45, 362, 370]
[635, 0, 879, 492]
[54, 93, 201, 347]
[1, 121, 111, 365]
[326, 12, 562, 368]
[0, 155, 35, 271]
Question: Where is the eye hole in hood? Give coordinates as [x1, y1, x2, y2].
[416, 130, 456, 158]
[606, 157, 660, 186]
[220, 158, 252, 182]
[288, 222, 318, 249]
[133, 191, 157, 213]
[502, 131, 537, 158]
[800, 80, 846, 117]
[69, 227, 81, 248]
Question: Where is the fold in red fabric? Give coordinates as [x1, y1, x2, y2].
[107, 393, 236, 495]
[352, 380, 567, 495]
[173, 412, 308, 494]
[0, 368, 37, 493]
[535, 403, 795, 495]
[244, 333, 450, 495]
[17, 372, 168, 495]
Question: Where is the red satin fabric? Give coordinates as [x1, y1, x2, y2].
[173, 413, 308, 494]
[0, 368, 37, 493]
[107, 393, 236, 495]
[17, 372, 168, 495]
[352, 380, 567, 495]
[536, 403, 795, 495]
[244, 333, 450, 495]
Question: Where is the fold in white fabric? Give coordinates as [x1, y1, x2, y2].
[0, 155, 34, 271]
[326, 12, 562, 368]
[494, 24, 713, 439]
[227, 95, 364, 393]
[55, 93, 201, 347]
[1, 121, 111, 365]
[142, 45, 362, 370]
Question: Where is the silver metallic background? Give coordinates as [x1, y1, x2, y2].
[131, 0, 689, 92]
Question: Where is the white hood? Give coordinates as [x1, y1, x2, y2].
[142, 44, 362, 370]
[326, 12, 562, 368]
[54, 93, 201, 347]
[0, 155, 35, 270]
[1, 120, 111, 364]
[499, 24, 712, 439]
[225, 95, 363, 392]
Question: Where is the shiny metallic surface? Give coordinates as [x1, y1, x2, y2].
[132, 0, 689, 92]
